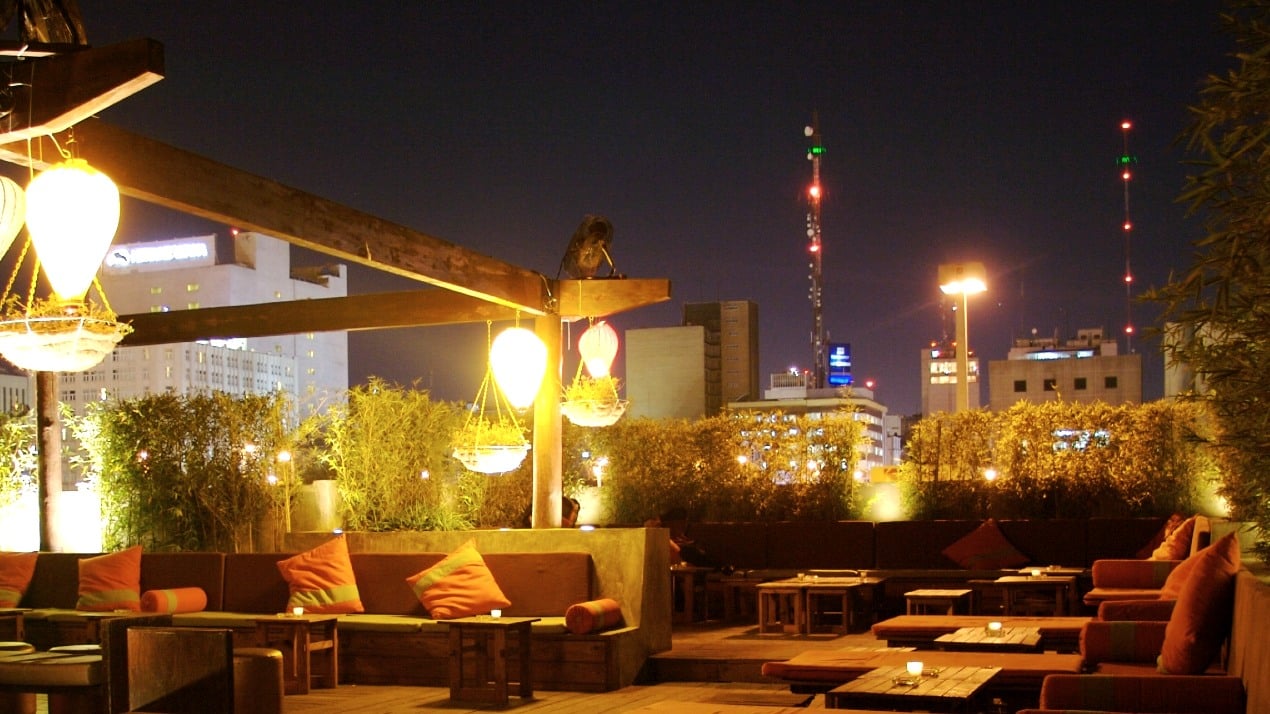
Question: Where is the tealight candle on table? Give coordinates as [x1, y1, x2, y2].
[906, 660, 923, 677]
[1030, 568, 1042, 578]
[292, 606, 304, 616]
[490, 609, 502, 618]
[986, 620, 1002, 635]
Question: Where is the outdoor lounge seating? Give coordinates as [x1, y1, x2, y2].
[14, 527, 669, 694]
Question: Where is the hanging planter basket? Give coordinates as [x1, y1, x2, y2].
[452, 322, 531, 474]
[0, 297, 131, 373]
[561, 373, 628, 428]
[561, 398, 629, 428]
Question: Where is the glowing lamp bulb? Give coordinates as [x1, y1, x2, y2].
[1125, 325, 1135, 334]
[578, 320, 619, 378]
[25, 158, 120, 302]
[809, 185, 821, 199]
[1121, 120, 1132, 130]
[490, 326, 547, 409]
[808, 243, 820, 253]
[1123, 222, 1132, 231]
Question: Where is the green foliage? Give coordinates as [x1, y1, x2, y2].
[312, 378, 475, 531]
[0, 406, 36, 510]
[74, 392, 293, 552]
[1145, 1, 1270, 555]
[592, 408, 865, 524]
[899, 402, 1216, 520]
[564, 375, 621, 403]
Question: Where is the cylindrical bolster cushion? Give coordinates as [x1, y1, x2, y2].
[565, 598, 623, 635]
[140, 587, 208, 614]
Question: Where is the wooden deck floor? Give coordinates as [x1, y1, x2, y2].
[283, 622, 879, 713]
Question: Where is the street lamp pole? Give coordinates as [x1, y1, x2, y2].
[939, 262, 987, 413]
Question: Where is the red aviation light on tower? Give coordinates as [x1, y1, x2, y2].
[809, 184, 822, 200]
[808, 242, 820, 253]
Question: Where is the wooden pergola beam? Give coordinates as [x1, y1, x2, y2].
[0, 38, 164, 143]
[0, 119, 552, 315]
[117, 278, 671, 345]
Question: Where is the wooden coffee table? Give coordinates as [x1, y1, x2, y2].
[825, 664, 1000, 711]
[935, 626, 1042, 652]
[253, 614, 338, 695]
[444, 616, 539, 706]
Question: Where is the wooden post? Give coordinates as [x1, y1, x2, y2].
[530, 316, 563, 529]
[36, 371, 63, 552]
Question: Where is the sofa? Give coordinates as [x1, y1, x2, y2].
[687, 517, 1175, 618]
[14, 526, 670, 693]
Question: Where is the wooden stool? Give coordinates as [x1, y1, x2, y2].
[0, 642, 37, 714]
[905, 588, 972, 615]
[233, 647, 284, 714]
[756, 583, 806, 634]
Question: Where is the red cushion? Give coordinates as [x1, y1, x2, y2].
[1158, 532, 1240, 674]
[0, 552, 38, 608]
[1151, 515, 1196, 560]
[406, 540, 510, 619]
[941, 518, 1028, 569]
[77, 546, 142, 611]
[276, 535, 365, 614]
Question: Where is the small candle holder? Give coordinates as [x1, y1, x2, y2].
[490, 609, 502, 619]
[985, 621, 1003, 636]
[291, 606, 304, 617]
[1030, 568, 1043, 578]
[893, 660, 924, 686]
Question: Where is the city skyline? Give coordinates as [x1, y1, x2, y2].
[66, 2, 1231, 414]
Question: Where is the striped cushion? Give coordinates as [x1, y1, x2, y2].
[76, 546, 142, 611]
[406, 540, 509, 620]
[565, 598, 623, 634]
[276, 535, 364, 614]
[0, 551, 37, 608]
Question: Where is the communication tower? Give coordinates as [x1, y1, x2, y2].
[1118, 120, 1136, 353]
[805, 116, 826, 388]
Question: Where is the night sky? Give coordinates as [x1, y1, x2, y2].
[73, 2, 1232, 415]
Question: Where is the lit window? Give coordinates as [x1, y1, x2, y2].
[149, 286, 163, 295]
[186, 283, 199, 292]
[187, 302, 200, 310]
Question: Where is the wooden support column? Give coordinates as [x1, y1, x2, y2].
[530, 315, 563, 529]
[36, 371, 63, 552]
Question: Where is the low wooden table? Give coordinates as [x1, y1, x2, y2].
[825, 664, 1000, 711]
[935, 626, 1042, 652]
[995, 575, 1077, 616]
[254, 614, 338, 695]
[444, 616, 539, 706]
[905, 589, 972, 615]
[0, 610, 24, 642]
[804, 577, 886, 634]
[670, 565, 712, 624]
[756, 581, 806, 634]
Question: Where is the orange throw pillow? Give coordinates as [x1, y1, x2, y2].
[276, 535, 365, 614]
[1151, 515, 1196, 560]
[941, 518, 1028, 569]
[0, 551, 38, 608]
[77, 546, 142, 611]
[406, 540, 510, 619]
[1158, 532, 1241, 674]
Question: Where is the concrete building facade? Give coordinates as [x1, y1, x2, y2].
[683, 300, 760, 413]
[80, 231, 348, 416]
[988, 327, 1142, 410]
[920, 340, 982, 414]
[625, 325, 708, 420]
